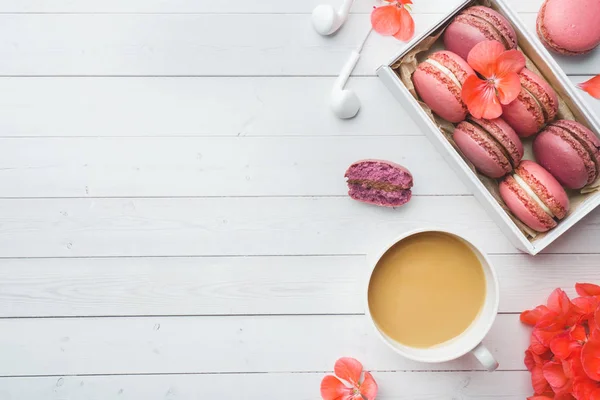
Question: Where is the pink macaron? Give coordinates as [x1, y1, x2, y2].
[413, 51, 475, 123]
[454, 117, 523, 178]
[537, 0, 600, 55]
[499, 160, 570, 233]
[444, 6, 518, 60]
[345, 159, 413, 207]
[533, 120, 600, 190]
[501, 68, 559, 138]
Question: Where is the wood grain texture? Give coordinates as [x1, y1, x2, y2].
[0, 314, 528, 375]
[0, 14, 597, 76]
[0, 136, 466, 197]
[0, 371, 533, 399]
[0, 0, 543, 13]
[1, 197, 600, 257]
[1, 254, 599, 318]
[0, 77, 595, 138]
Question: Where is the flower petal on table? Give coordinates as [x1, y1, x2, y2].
[579, 75, 600, 99]
[334, 358, 363, 388]
[371, 5, 401, 36]
[521, 305, 551, 326]
[359, 372, 378, 400]
[393, 7, 415, 41]
[576, 283, 600, 297]
[547, 288, 572, 316]
[320, 375, 353, 400]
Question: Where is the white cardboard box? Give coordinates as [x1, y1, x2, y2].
[377, 0, 600, 255]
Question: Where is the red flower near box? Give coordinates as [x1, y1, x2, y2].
[371, 0, 415, 42]
[579, 75, 600, 100]
[521, 283, 600, 399]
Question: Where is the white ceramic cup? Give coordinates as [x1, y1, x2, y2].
[365, 228, 500, 371]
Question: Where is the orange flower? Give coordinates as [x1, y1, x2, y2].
[461, 40, 526, 119]
[579, 75, 600, 99]
[320, 357, 378, 400]
[370, 0, 415, 42]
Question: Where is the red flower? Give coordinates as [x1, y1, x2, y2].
[320, 357, 378, 400]
[579, 75, 600, 99]
[461, 40, 525, 119]
[370, 0, 415, 42]
[522, 284, 600, 399]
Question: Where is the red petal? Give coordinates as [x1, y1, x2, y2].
[531, 331, 550, 355]
[547, 289, 572, 316]
[550, 334, 580, 360]
[371, 5, 401, 36]
[334, 358, 363, 388]
[532, 365, 550, 394]
[522, 306, 551, 326]
[576, 283, 600, 297]
[359, 372, 378, 400]
[572, 296, 599, 317]
[534, 329, 562, 348]
[579, 75, 600, 99]
[543, 361, 569, 391]
[494, 49, 526, 76]
[570, 324, 587, 342]
[582, 338, 600, 380]
[467, 40, 506, 77]
[525, 350, 536, 371]
[495, 72, 521, 105]
[393, 7, 414, 41]
[527, 397, 554, 400]
[321, 375, 353, 400]
[399, 0, 413, 5]
[462, 75, 502, 119]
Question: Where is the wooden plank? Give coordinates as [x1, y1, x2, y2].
[0, 77, 420, 137]
[0, 14, 596, 76]
[0, 0, 544, 14]
[0, 76, 596, 138]
[1, 254, 600, 318]
[0, 197, 598, 257]
[0, 314, 529, 375]
[0, 371, 533, 399]
[0, 136, 467, 197]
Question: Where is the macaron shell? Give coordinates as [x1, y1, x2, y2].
[516, 160, 569, 219]
[464, 6, 517, 49]
[538, 0, 600, 55]
[471, 117, 523, 166]
[500, 176, 557, 232]
[502, 89, 545, 137]
[534, 126, 596, 189]
[444, 15, 503, 60]
[413, 63, 467, 123]
[553, 120, 600, 168]
[429, 51, 474, 84]
[519, 69, 558, 123]
[454, 121, 512, 178]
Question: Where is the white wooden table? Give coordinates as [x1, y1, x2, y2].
[0, 0, 599, 398]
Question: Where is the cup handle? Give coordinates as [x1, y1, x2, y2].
[471, 343, 499, 372]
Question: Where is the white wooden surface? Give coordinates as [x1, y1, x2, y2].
[0, 0, 599, 398]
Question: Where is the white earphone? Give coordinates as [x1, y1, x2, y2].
[330, 28, 372, 119]
[311, 0, 355, 35]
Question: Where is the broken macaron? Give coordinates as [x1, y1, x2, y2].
[345, 160, 413, 207]
[499, 160, 569, 232]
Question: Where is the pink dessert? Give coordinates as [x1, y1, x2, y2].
[533, 120, 600, 190]
[413, 51, 475, 123]
[499, 161, 569, 233]
[454, 117, 523, 178]
[537, 0, 600, 55]
[444, 6, 517, 60]
[502, 68, 559, 138]
[345, 160, 413, 207]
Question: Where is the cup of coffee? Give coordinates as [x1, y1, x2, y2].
[366, 228, 500, 371]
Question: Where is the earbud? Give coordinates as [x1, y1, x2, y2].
[331, 50, 361, 119]
[311, 0, 355, 35]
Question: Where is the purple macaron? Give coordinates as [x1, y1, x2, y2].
[345, 160, 413, 207]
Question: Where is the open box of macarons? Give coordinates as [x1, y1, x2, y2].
[377, 0, 600, 255]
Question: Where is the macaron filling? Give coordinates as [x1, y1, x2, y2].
[425, 59, 462, 88]
[512, 173, 555, 218]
